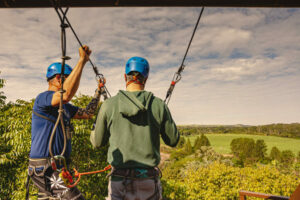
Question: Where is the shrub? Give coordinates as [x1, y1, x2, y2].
[194, 134, 211, 150]
[162, 162, 299, 200]
[253, 139, 267, 162]
[184, 138, 193, 155]
[280, 150, 295, 165]
[270, 146, 281, 161]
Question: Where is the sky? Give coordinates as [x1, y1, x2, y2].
[0, 7, 299, 125]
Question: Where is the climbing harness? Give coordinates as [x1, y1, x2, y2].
[164, 7, 205, 105]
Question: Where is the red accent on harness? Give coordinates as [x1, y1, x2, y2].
[66, 165, 112, 188]
[99, 83, 105, 88]
[61, 168, 74, 184]
[171, 81, 176, 86]
[51, 160, 57, 171]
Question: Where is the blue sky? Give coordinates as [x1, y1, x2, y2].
[0, 7, 300, 125]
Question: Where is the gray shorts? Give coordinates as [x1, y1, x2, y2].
[106, 178, 163, 200]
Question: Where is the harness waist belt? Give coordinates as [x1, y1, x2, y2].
[112, 168, 159, 179]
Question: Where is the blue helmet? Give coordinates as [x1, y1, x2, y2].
[125, 57, 149, 78]
[46, 62, 72, 79]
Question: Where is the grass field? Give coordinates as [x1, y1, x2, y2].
[186, 134, 300, 155]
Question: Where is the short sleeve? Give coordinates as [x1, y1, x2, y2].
[35, 91, 54, 110]
[65, 103, 79, 119]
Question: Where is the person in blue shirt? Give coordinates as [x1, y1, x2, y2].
[28, 45, 103, 200]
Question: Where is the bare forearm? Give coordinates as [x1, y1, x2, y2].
[63, 59, 86, 101]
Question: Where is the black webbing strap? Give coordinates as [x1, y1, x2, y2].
[25, 174, 30, 200]
[32, 110, 56, 124]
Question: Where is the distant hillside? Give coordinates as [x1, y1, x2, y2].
[178, 123, 300, 138]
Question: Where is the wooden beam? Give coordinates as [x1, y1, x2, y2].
[239, 190, 290, 200]
[1, 0, 300, 8]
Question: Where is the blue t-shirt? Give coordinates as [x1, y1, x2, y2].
[30, 91, 78, 158]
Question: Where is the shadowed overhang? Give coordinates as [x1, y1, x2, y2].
[1, 0, 300, 8]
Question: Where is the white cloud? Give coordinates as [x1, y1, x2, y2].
[0, 7, 300, 125]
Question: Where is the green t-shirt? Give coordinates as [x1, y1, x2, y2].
[90, 90, 179, 168]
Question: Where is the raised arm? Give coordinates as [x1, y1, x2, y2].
[51, 45, 91, 107]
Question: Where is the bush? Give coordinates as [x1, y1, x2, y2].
[253, 139, 267, 162]
[194, 134, 211, 150]
[270, 146, 281, 161]
[230, 138, 256, 164]
[184, 138, 193, 155]
[162, 162, 299, 200]
[280, 150, 295, 165]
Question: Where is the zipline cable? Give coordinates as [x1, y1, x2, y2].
[55, 6, 111, 99]
[164, 7, 205, 105]
[48, 0, 110, 171]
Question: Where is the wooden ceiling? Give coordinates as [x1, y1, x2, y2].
[1, 0, 300, 8]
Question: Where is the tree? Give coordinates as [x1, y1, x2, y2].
[199, 134, 211, 147]
[269, 146, 281, 161]
[193, 136, 200, 150]
[253, 139, 267, 161]
[184, 138, 193, 154]
[297, 151, 300, 163]
[0, 72, 6, 108]
[230, 138, 256, 164]
[194, 134, 211, 151]
[280, 150, 295, 165]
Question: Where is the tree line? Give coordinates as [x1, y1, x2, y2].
[179, 124, 300, 138]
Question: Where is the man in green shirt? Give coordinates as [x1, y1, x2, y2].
[90, 56, 180, 200]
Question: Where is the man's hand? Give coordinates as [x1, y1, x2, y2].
[79, 45, 92, 63]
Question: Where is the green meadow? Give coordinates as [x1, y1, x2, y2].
[186, 134, 300, 155]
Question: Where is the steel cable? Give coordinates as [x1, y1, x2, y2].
[164, 7, 205, 104]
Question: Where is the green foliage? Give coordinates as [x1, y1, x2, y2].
[0, 71, 6, 107]
[270, 146, 281, 161]
[0, 95, 108, 200]
[184, 138, 193, 154]
[177, 136, 186, 148]
[162, 162, 299, 200]
[230, 138, 270, 165]
[194, 134, 211, 150]
[280, 150, 295, 165]
[178, 123, 300, 138]
[230, 138, 256, 164]
[253, 139, 267, 162]
[0, 99, 34, 199]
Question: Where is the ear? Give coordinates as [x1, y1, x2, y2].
[124, 74, 127, 82]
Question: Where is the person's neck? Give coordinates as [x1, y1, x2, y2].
[126, 83, 144, 92]
[48, 84, 60, 92]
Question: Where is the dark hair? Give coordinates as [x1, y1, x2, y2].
[126, 71, 147, 84]
[47, 75, 56, 82]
